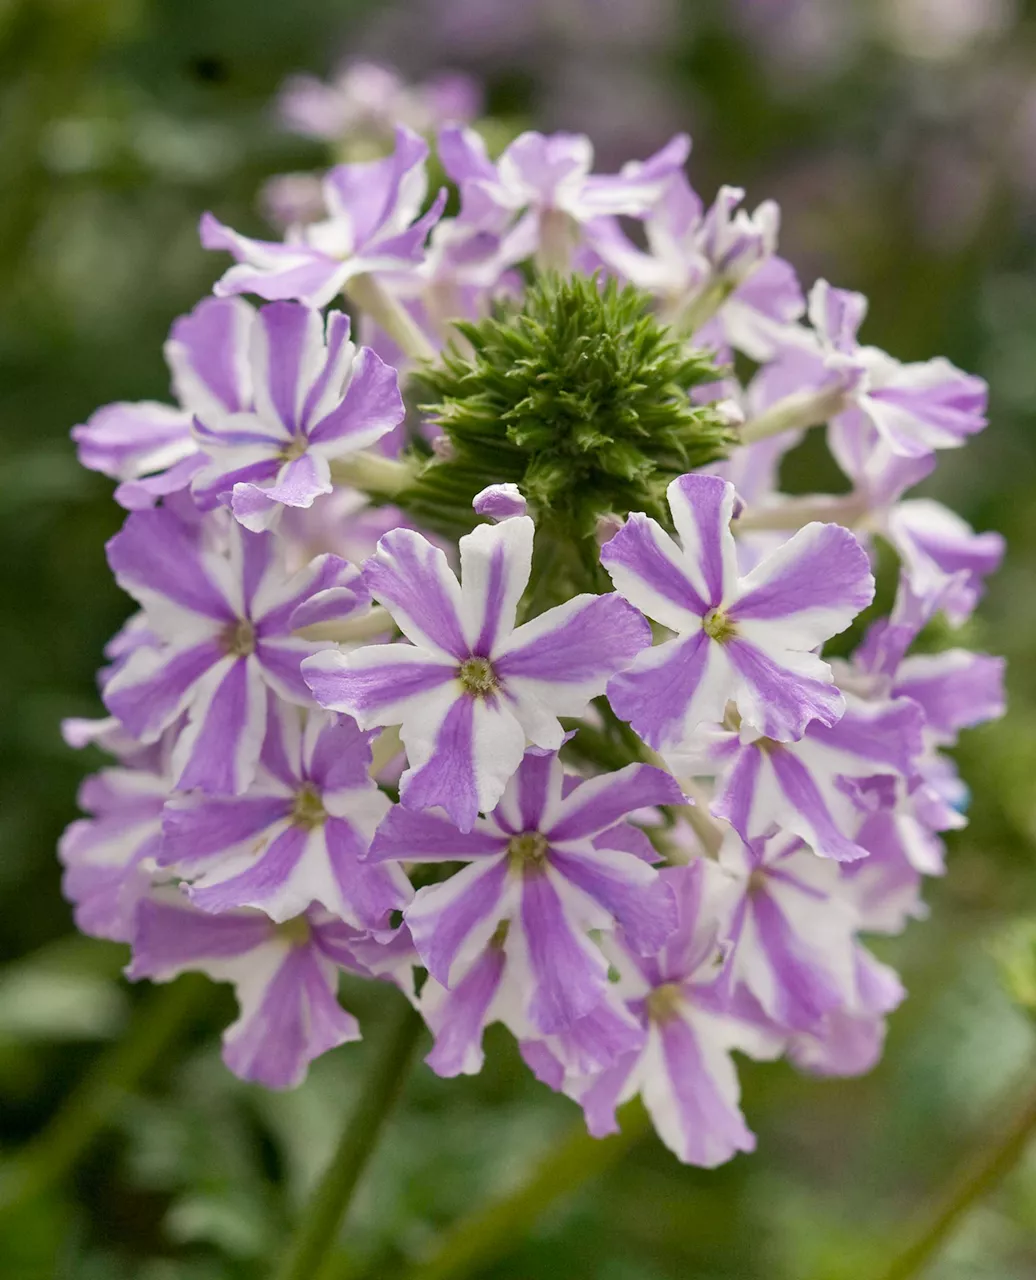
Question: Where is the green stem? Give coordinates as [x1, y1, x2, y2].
[0, 972, 208, 1217]
[875, 1072, 1036, 1280]
[667, 278, 734, 340]
[328, 451, 418, 497]
[733, 492, 868, 533]
[345, 274, 438, 365]
[399, 1100, 649, 1280]
[738, 384, 849, 445]
[272, 997, 424, 1280]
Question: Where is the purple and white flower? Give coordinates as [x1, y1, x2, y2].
[786, 945, 905, 1078]
[682, 692, 925, 862]
[189, 301, 403, 531]
[129, 892, 410, 1089]
[822, 418, 1003, 623]
[589, 173, 803, 359]
[886, 500, 1005, 626]
[439, 126, 689, 270]
[202, 127, 446, 308]
[368, 751, 683, 1035]
[714, 832, 859, 1032]
[103, 507, 369, 794]
[601, 473, 874, 750]
[160, 703, 408, 927]
[548, 861, 780, 1167]
[59, 760, 169, 943]
[72, 297, 252, 509]
[302, 516, 650, 830]
[775, 279, 989, 459]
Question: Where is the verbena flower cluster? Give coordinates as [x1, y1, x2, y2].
[62, 76, 1006, 1167]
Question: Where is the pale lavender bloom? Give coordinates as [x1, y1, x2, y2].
[59, 762, 169, 943]
[588, 173, 803, 359]
[160, 703, 407, 928]
[779, 279, 989, 459]
[438, 126, 689, 267]
[825, 413, 1003, 623]
[129, 892, 410, 1089]
[420, 947, 644, 1080]
[189, 302, 403, 531]
[302, 516, 650, 830]
[279, 61, 481, 143]
[601, 473, 874, 750]
[681, 692, 925, 862]
[714, 832, 859, 1032]
[856, 580, 1006, 745]
[786, 946, 904, 1078]
[202, 127, 446, 308]
[547, 861, 780, 1168]
[833, 576, 1004, 928]
[368, 751, 682, 1035]
[472, 482, 526, 521]
[72, 297, 252, 509]
[886, 500, 1005, 625]
[103, 507, 370, 795]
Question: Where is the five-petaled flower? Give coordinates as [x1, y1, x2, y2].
[160, 702, 409, 927]
[302, 515, 650, 830]
[601, 472, 874, 752]
[202, 126, 446, 308]
[369, 750, 683, 1034]
[103, 507, 370, 795]
[190, 300, 404, 531]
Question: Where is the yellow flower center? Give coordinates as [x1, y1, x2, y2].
[645, 982, 684, 1024]
[703, 608, 737, 643]
[507, 831, 549, 871]
[220, 617, 256, 657]
[291, 783, 326, 830]
[280, 435, 309, 462]
[458, 656, 499, 696]
[276, 915, 312, 947]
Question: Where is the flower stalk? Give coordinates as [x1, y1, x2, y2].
[738, 383, 849, 445]
[398, 1100, 649, 1280]
[345, 272, 438, 365]
[271, 995, 424, 1280]
[328, 451, 418, 496]
[875, 1070, 1036, 1280]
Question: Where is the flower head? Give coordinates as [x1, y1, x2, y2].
[407, 274, 736, 545]
[601, 473, 874, 748]
[103, 508, 370, 794]
[190, 301, 404, 530]
[160, 703, 408, 927]
[369, 751, 683, 1033]
[302, 515, 650, 830]
[202, 127, 446, 307]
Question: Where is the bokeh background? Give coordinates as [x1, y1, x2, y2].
[2, 1, 1036, 1276]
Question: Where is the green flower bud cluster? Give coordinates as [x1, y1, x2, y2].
[400, 274, 737, 544]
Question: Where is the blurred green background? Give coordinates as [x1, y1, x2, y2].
[2, 1, 1036, 1276]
